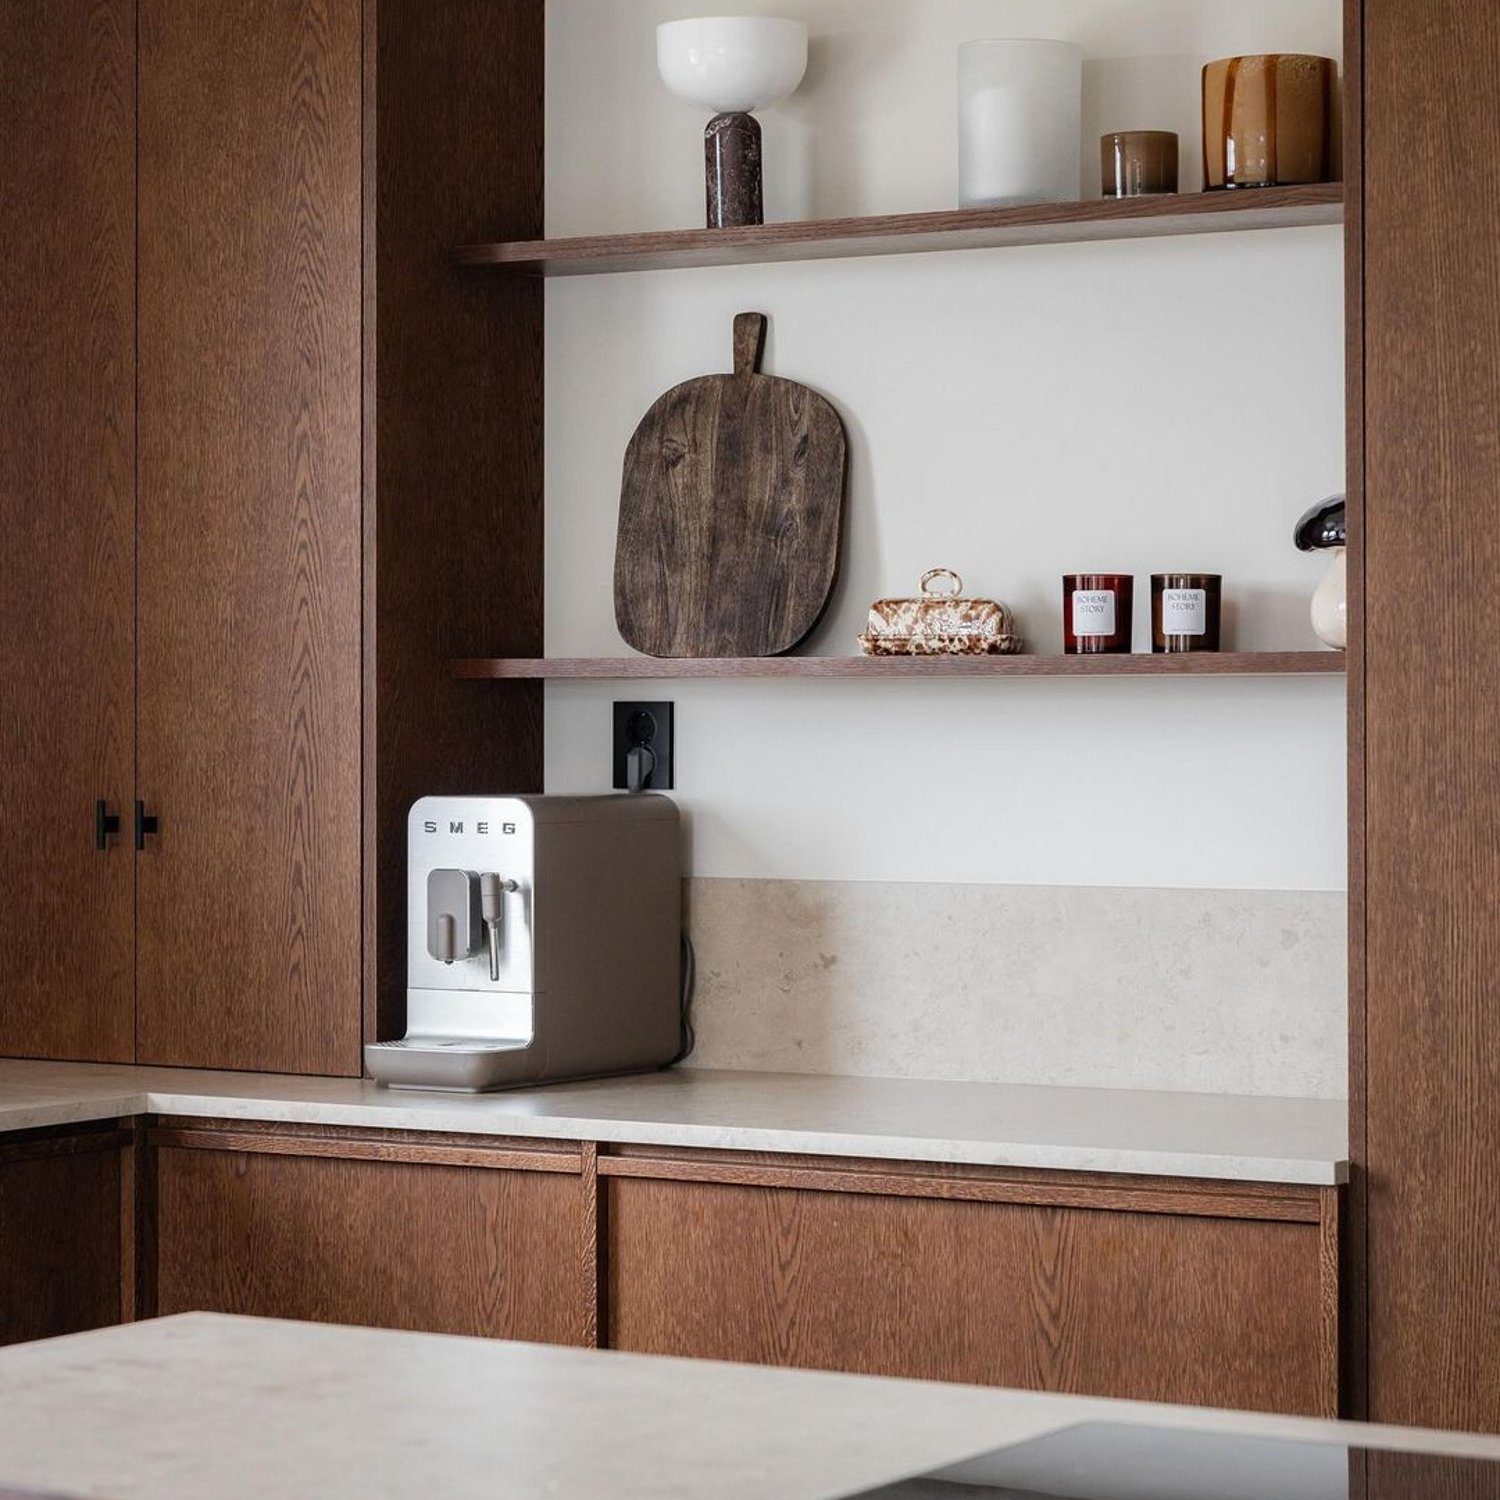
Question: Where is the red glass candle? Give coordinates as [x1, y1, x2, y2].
[1063, 574, 1133, 654]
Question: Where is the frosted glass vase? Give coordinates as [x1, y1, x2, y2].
[958, 40, 1083, 208]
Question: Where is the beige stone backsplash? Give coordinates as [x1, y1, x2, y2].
[682, 879, 1346, 1098]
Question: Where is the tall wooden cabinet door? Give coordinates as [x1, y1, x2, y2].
[1363, 0, 1500, 1432]
[136, 0, 363, 1074]
[0, 0, 136, 1061]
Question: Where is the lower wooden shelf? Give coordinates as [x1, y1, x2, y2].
[452, 652, 1345, 681]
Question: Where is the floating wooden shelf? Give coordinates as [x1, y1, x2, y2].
[456, 184, 1344, 277]
[453, 653, 1345, 681]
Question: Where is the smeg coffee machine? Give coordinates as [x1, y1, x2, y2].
[364, 794, 682, 1092]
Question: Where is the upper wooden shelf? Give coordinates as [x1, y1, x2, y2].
[455, 184, 1344, 277]
[453, 653, 1345, 681]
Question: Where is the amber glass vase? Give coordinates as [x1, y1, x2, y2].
[1203, 54, 1336, 189]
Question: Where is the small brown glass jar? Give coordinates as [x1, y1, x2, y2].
[1152, 573, 1222, 652]
[1101, 131, 1179, 197]
[1064, 574, 1133, 654]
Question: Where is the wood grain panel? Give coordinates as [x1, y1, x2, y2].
[154, 1145, 588, 1344]
[149, 1121, 580, 1171]
[581, 1141, 606, 1348]
[608, 1178, 1332, 1416]
[1343, 0, 1369, 1426]
[1362, 1453, 1500, 1500]
[0, 1127, 124, 1346]
[1363, 0, 1500, 1432]
[136, 0, 363, 1073]
[146, 1115, 579, 1160]
[364, 0, 545, 1047]
[598, 1151, 1326, 1223]
[0, 0, 135, 1061]
[120, 1118, 156, 1322]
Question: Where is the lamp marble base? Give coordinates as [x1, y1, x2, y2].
[706, 112, 763, 228]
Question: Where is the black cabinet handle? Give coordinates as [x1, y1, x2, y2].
[94, 799, 121, 851]
[134, 800, 159, 851]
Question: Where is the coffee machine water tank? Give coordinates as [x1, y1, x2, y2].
[364, 794, 682, 1092]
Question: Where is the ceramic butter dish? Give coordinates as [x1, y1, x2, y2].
[859, 568, 1023, 656]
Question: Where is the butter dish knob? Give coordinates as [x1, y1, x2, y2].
[921, 567, 964, 599]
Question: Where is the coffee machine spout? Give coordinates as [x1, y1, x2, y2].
[479, 873, 519, 981]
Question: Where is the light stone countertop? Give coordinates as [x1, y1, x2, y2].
[0, 1315, 1496, 1500]
[0, 1057, 1347, 1184]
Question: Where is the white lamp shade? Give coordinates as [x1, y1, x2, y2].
[657, 16, 808, 115]
[958, 39, 1083, 208]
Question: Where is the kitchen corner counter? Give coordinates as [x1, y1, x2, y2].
[0, 1059, 1347, 1184]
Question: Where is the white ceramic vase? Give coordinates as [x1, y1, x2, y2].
[958, 39, 1083, 207]
[1311, 548, 1347, 649]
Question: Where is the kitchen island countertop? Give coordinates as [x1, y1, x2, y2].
[0, 1314, 1496, 1500]
[0, 1057, 1347, 1184]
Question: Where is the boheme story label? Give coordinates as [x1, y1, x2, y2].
[1161, 588, 1207, 636]
[1071, 589, 1116, 637]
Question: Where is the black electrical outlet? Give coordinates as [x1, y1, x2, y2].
[613, 701, 674, 791]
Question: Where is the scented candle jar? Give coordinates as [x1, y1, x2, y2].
[959, 41, 1083, 207]
[1152, 573, 1222, 652]
[1063, 574, 1133, 654]
[1101, 131, 1179, 196]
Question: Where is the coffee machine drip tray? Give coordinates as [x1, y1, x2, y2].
[365, 1037, 533, 1093]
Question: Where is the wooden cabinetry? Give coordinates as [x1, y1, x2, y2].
[0, 1124, 127, 1346]
[134, 0, 364, 1073]
[0, 1111, 1337, 1414]
[0, 1, 543, 1073]
[150, 1121, 591, 1345]
[1358, 0, 1500, 1433]
[0, 0, 136, 1063]
[603, 1150, 1341, 1418]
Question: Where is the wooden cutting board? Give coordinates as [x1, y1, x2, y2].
[615, 312, 847, 658]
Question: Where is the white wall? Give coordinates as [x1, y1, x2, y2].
[544, 0, 1347, 895]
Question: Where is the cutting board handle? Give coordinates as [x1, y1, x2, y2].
[733, 312, 767, 377]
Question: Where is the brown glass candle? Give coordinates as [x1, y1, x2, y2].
[1152, 573, 1222, 652]
[1101, 131, 1179, 197]
[1064, 574, 1133, 654]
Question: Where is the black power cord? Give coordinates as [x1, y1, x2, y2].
[669, 930, 696, 1065]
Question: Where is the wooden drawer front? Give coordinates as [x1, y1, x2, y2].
[156, 1147, 586, 1345]
[608, 1178, 1328, 1416]
[0, 1131, 124, 1347]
